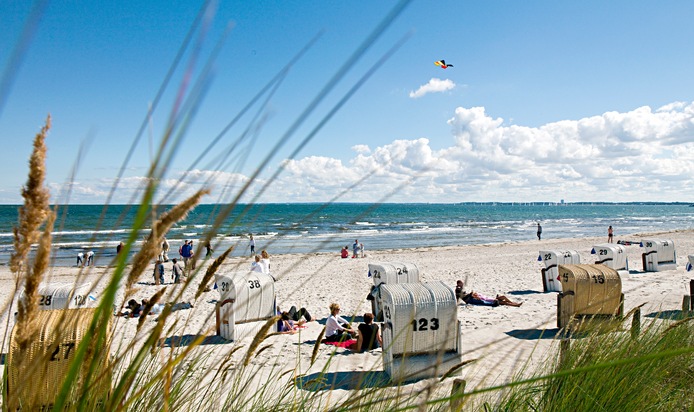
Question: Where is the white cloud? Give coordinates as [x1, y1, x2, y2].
[42, 101, 694, 204]
[409, 78, 456, 99]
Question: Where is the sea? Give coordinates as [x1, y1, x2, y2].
[0, 203, 692, 267]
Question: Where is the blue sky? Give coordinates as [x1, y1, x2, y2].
[2, 0, 694, 204]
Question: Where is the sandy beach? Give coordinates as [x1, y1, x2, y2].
[1, 229, 692, 407]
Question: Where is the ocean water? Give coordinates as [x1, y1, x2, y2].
[0, 203, 692, 267]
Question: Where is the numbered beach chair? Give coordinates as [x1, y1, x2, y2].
[538, 250, 580, 292]
[214, 271, 276, 341]
[556, 264, 623, 330]
[18, 282, 96, 311]
[686, 255, 694, 272]
[640, 239, 677, 272]
[590, 244, 629, 276]
[380, 281, 462, 382]
[367, 262, 420, 321]
[4, 308, 112, 410]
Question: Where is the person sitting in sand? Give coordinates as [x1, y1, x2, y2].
[251, 254, 263, 273]
[341, 246, 349, 259]
[356, 312, 382, 352]
[455, 280, 523, 307]
[324, 303, 356, 342]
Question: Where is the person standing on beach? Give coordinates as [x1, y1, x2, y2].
[179, 240, 193, 270]
[205, 240, 213, 257]
[116, 242, 124, 255]
[352, 240, 359, 258]
[249, 234, 256, 256]
[608, 225, 614, 243]
[153, 259, 165, 285]
[536, 223, 542, 240]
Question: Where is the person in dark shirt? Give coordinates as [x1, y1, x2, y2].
[357, 312, 382, 352]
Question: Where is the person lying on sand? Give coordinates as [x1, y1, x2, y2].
[455, 280, 523, 307]
[276, 305, 313, 334]
[119, 299, 194, 317]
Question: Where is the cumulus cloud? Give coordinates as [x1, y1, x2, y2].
[409, 78, 455, 99]
[51, 101, 694, 204]
[273, 101, 694, 202]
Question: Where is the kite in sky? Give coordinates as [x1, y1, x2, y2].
[434, 60, 453, 69]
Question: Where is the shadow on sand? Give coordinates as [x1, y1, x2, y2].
[158, 334, 230, 348]
[505, 328, 563, 340]
[296, 370, 391, 391]
[645, 310, 690, 320]
[507, 289, 544, 296]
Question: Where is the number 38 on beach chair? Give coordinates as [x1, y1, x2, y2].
[214, 271, 277, 341]
[379, 281, 463, 382]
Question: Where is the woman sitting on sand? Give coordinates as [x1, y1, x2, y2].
[356, 313, 382, 352]
[324, 303, 356, 342]
[455, 280, 523, 307]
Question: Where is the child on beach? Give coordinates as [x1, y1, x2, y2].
[172, 258, 185, 283]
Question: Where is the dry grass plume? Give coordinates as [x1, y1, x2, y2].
[311, 326, 326, 366]
[243, 315, 280, 366]
[137, 286, 167, 330]
[16, 210, 55, 350]
[10, 115, 51, 274]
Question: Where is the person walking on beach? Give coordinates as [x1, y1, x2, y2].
[536, 223, 542, 241]
[116, 242, 124, 255]
[205, 240, 213, 257]
[608, 225, 614, 243]
[172, 258, 185, 284]
[249, 234, 256, 256]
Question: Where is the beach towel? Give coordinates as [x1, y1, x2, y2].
[323, 339, 356, 348]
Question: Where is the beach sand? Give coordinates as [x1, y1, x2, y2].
[1, 229, 692, 407]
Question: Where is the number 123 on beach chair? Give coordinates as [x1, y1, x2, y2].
[379, 281, 462, 382]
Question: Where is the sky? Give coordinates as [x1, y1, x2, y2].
[1, 0, 694, 205]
